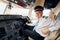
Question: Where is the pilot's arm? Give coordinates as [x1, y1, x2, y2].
[41, 21, 60, 35]
[26, 19, 38, 26]
[49, 21, 60, 32]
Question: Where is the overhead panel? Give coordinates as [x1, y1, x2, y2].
[7, 0, 36, 8]
[44, 0, 60, 9]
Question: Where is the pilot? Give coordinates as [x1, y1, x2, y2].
[24, 6, 44, 40]
[24, 6, 60, 40]
[23, 6, 60, 40]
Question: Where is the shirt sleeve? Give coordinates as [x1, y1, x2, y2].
[26, 19, 38, 26]
[49, 21, 60, 32]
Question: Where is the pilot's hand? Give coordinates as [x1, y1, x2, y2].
[26, 22, 33, 26]
[41, 27, 50, 35]
[26, 20, 31, 23]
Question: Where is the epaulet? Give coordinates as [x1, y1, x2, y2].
[42, 16, 48, 19]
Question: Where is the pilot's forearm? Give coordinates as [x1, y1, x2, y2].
[49, 22, 60, 32]
[49, 26, 60, 32]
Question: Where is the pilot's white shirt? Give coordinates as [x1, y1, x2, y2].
[27, 17, 60, 37]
